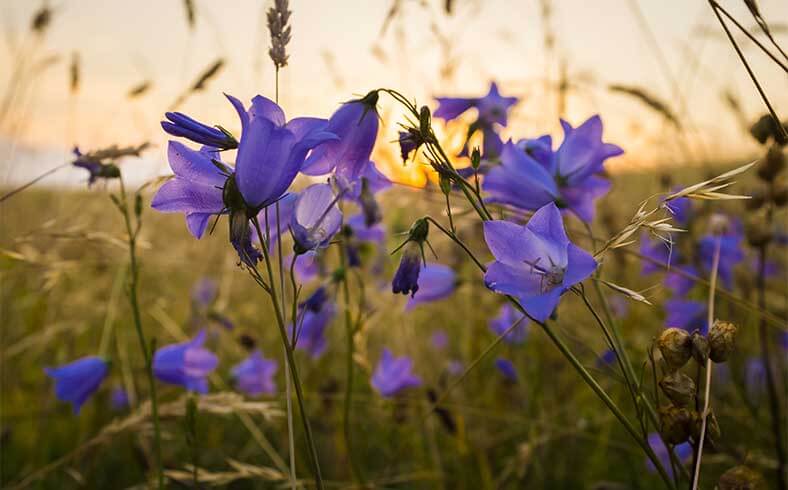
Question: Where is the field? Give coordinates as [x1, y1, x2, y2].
[1, 1, 787, 489]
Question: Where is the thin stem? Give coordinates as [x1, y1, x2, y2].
[0, 163, 69, 203]
[252, 217, 324, 490]
[118, 178, 163, 489]
[691, 235, 720, 490]
[709, 0, 788, 72]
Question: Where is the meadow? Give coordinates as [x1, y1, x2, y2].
[1, 1, 787, 489]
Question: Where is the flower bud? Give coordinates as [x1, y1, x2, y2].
[657, 328, 692, 371]
[471, 147, 482, 169]
[659, 371, 696, 407]
[692, 409, 721, 444]
[439, 173, 452, 196]
[771, 183, 788, 207]
[757, 144, 785, 181]
[691, 331, 710, 364]
[419, 105, 431, 137]
[659, 405, 693, 444]
[708, 320, 737, 363]
[718, 465, 764, 490]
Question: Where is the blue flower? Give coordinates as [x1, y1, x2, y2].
[639, 233, 678, 275]
[71, 148, 121, 186]
[698, 227, 744, 290]
[229, 94, 338, 210]
[153, 330, 218, 393]
[664, 264, 697, 296]
[745, 357, 766, 398]
[483, 202, 597, 322]
[597, 349, 617, 367]
[45, 356, 109, 414]
[111, 386, 129, 411]
[483, 116, 622, 223]
[664, 299, 707, 334]
[371, 348, 422, 397]
[646, 432, 692, 478]
[191, 277, 218, 308]
[288, 251, 320, 283]
[489, 303, 529, 345]
[494, 358, 518, 382]
[301, 91, 379, 182]
[406, 263, 456, 310]
[232, 350, 278, 396]
[161, 110, 237, 149]
[398, 129, 424, 163]
[664, 191, 692, 226]
[253, 192, 298, 250]
[293, 287, 336, 358]
[392, 241, 422, 297]
[431, 330, 449, 350]
[291, 183, 343, 254]
[347, 213, 386, 244]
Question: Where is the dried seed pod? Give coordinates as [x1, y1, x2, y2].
[692, 409, 721, 444]
[757, 144, 785, 182]
[657, 328, 692, 371]
[659, 405, 693, 444]
[691, 331, 710, 364]
[659, 371, 696, 407]
[709, 320, 738, 363]
[718, 465, 764, 490]
[746, 219, 772, 248]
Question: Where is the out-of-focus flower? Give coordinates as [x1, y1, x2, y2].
[302, 91, 379, 182]
[664, 299, 707, 334]
[646, 432, 692, 477]
[608, 295, 629, 318]
[745, 357, 766, 398]
[153, 330, 218, 393]
[431, 330, 449, 350]
[45, 356, 109, 414]
[347, 213, 386, 244]
[291, 183, 342, 254]
[71, 148, 121, 186]
[495, 357, 518, 382]
[253, 192, 298, 250]
[293, 287, 336, 358]
[639, 233, 678, 275]
[111, 386, 129, 411]
[398, 128, 425, 163]
[447, 360, 464, 376]
[483, 116, 622, 223]
[192, 277, 218, 308]
[161, 111, 238, 149]
[288, 251, 320, 283]
[434, 82, 518, 160]
[151, 143, 231, 238]
[597, 349, 617, 367]
[406, 264, 456, 310]
[483, 203, 597, 321]
[698, 225, 744, 290]
[489, 303, 529, 344]
[232, 350, 278, 396]
[371, 348, 422, 397]
[664, 191, 692, 226]
[392, 218, 430, 297]
[664, 265, 697, 296]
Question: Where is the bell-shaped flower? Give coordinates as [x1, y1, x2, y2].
[664, 299, 707, 334]
[405, 263, 456, 310]
[494, 357, 518, 383]
[45, 356, 109, 414]
[371, 348, 422, 398]
[253, 192, 298, 250]
[698, 227, 744, 290]
[293, 287, 336, 358]
[489, 303, 529, 345]
[301, 91, 380, 182]
[639, 233, 679, 275]
[153, 330, 218, 393]
[483, 202, 597, 322]
[161, 110, 238, 149]
[647, 433, 692, 477]
[291, 183, 342, 254]
[232, 350, 278, 396]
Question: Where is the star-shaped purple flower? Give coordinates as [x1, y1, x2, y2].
[153, 330, 218, 393]
[371, 348, 422, 398]
[232, 350, 278, 396]
[483, 202, 597, 322]
[489, 303, 529, 345]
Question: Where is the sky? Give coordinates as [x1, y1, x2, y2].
[1, 0, 786, 187]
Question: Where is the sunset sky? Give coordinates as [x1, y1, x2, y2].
[1, 0, 786, 187]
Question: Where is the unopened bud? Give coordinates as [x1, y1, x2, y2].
[419, 105, 431, 137]
[718, 465, 764, 490]
[408, 217, 429, 244]
[659, 405, 693, 444]
[471, 147, 481, 169]
[757, 144, 785, 182]
[691, 331, 710, 364]
[708, 320, 737, 363]
[659, 371, 696, 407]
[657, 328, 692, 371]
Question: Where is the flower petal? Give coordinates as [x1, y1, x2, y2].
[151, 179, 225, 214]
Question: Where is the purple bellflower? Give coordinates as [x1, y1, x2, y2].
[301, 91, 380, 182]
[483, 116, 622, 223]
[639, 233, 678, 275]
[598, 349, 617, 367]
[161, 111, 238, 150]
[293, 287, 336, 358]
[153, 330, 218, 393]
[406, 263, 456, 310]
[291, 183, 343, 254]
[664, 264, 697, 296]
[253, 192, 298, 250]
[232, 350, 278, 396]
[71, 148, 121, 186]
[192, 277, 218, 308]
[371, 348, 422, 397]
[288, 251, 320, 283]
[111, 386, 130, 410]
[489, 303, 529, 345]
[647, 432, 692, 478]
[45, 356, 109, 414]
[483, 202, 597, 322]
[431, 330, 449, 350]
[698, 230, 744, 290]
[664, 299, 707, 334]
[495, 357, 518, 383]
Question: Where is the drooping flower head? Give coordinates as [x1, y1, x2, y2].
[433, 82, 519, 160]
[232, 350, 278, 396]
[71, 147, 121, 187]
[392, 218, 430, 297]
[406, 263, 456, 310]
[153, 330, 218, 393]
[483, 116, 622, 223]
[483, 202, 597, 322]
[293, 287, 336, 358]
[161, 111, 238, 150]
[371, 348, 422, 398]
[646, 432, 692, 478]
[489, 303, 529, 345]
[45, 356, 109, 414]
[301, 91, 380, 182]
[664, 299, 707, 334]
[495, 357, 518, 383]
[291, 183, 343, 254]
